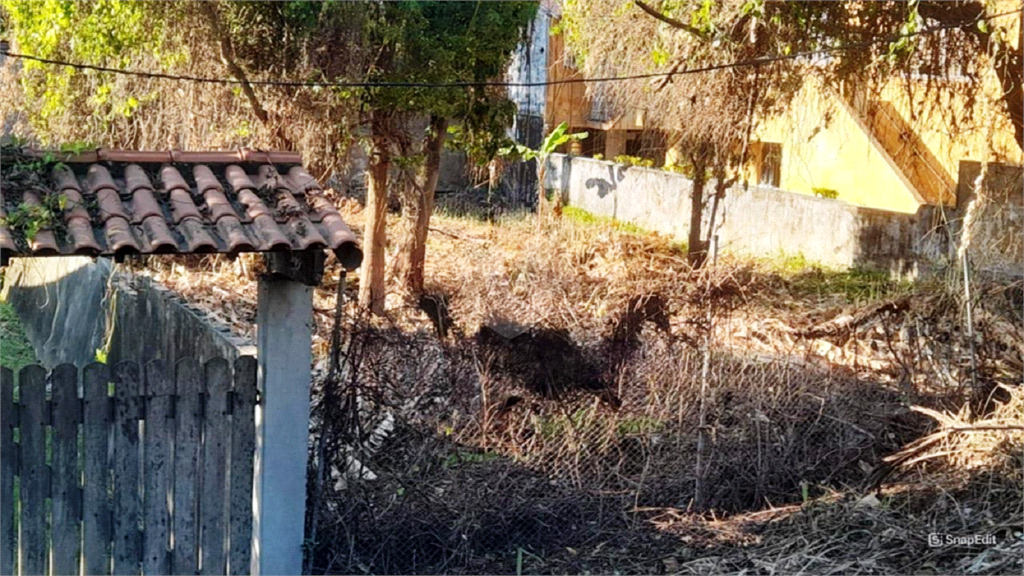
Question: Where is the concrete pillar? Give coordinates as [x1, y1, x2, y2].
[253, 275, 313, 575]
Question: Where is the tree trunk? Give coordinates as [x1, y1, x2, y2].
[687, 149, 710, 268]
[703, 160, 735, 267]
[397, 115, 448, 294]
[359, 113, 391, 315]
[536, 157, 547, 217]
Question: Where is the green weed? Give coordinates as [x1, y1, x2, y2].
[617, 416, 664, 436]
[766, 253, 908, 304]
[562, 206, 649, 236]
[442, 450, 502, 468]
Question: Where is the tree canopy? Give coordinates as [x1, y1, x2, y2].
[1, 0, 536, 172]
[1, 0, 537, 312]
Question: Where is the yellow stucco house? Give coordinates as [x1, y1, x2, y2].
[538, 12, 1023, 215]
[747, 74, 1022, 213]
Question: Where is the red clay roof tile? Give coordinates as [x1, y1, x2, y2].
[216, 215, 258, 253]
[103, 216, 142, 255]
[140, 216, 178, 253]
[1, 148, 361, 268]
[128, 187, 163, 224]
[66, 218, 102, 255]
[177, 218, 218, 253]
[159, 165, 190, 193]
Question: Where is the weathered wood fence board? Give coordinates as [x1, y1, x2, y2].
[201, 358, 231, 575]
[113, 362, 143, 575]
[0, 357, 257, 576]
[173, 358, 203, 574]
[1, 367, 15, 576]
[228, 357, 257, 576]
[83, 362, 113, 576]
[19, 365, 48, 576]
[52, 363, 82, 576]
[143, 360, 173, 576]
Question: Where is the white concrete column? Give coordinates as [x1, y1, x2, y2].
[253, 276, 313, 575]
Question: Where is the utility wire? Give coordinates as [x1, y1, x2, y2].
[0, 9, 1017, 89]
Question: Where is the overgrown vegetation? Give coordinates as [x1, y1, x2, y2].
[561, 205, 655, 238]
[135, 194, 1022, 575]
[0, 145, 70, 247]
[4, 2, 1018, 573]
[0, 301, 37, 373]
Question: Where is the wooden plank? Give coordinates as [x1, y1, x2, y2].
[51, 364, 82, 575]
[18, 364, 48, 576]
[83, 362, 113, 575]
[173, 358, 203, 575]
[143, 360, 173, 576]
[112, 361, 143, 575]
[0, 367, 15, 576]
[228, 357, 257, 576]
[200, 358, 231, 575]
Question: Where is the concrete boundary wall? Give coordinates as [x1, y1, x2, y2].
[1, 257, 253, 369]
[544, 154, 951, 273]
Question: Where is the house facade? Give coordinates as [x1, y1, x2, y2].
[510, 7, 1022, 215]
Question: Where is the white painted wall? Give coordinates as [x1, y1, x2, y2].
[544, 153, 945, 274]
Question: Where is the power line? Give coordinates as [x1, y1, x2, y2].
[0, 9, 1017, 90]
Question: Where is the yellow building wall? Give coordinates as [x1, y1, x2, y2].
[753, 82, 918, 213]
[547, 9, 1021, 214]
[879, 79, 1024, 171]
[753, 72, 1022, 214]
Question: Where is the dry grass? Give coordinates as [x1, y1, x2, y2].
[130, 196, 1022, 575]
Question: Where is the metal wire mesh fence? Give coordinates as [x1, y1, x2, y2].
[298, 278, 1018, 576]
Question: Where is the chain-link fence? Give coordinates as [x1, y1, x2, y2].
[298, 269, 1022, 575]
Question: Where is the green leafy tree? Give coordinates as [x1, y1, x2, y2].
[218, 1, 536, 307]
[1, 0, 536, 312]
[381, 2, 538, 298]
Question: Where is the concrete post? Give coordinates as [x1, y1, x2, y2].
[253, 275, 313, 575]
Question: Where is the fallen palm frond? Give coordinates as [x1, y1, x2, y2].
[869, 384, 1024, 489]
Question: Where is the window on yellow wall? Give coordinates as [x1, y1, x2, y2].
[758, 142, 782, 187]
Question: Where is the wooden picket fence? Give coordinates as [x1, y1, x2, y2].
[0, 357, 257, 576]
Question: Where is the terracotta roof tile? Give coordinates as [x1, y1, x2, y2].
[0, 148, 362, 268]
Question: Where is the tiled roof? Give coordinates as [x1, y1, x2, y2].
[0, 149, 362, 268]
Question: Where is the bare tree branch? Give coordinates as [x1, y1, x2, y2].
[634, 0, 708, 39]
[917, 1, 1023, 151]
[201, 2, 271, 126]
